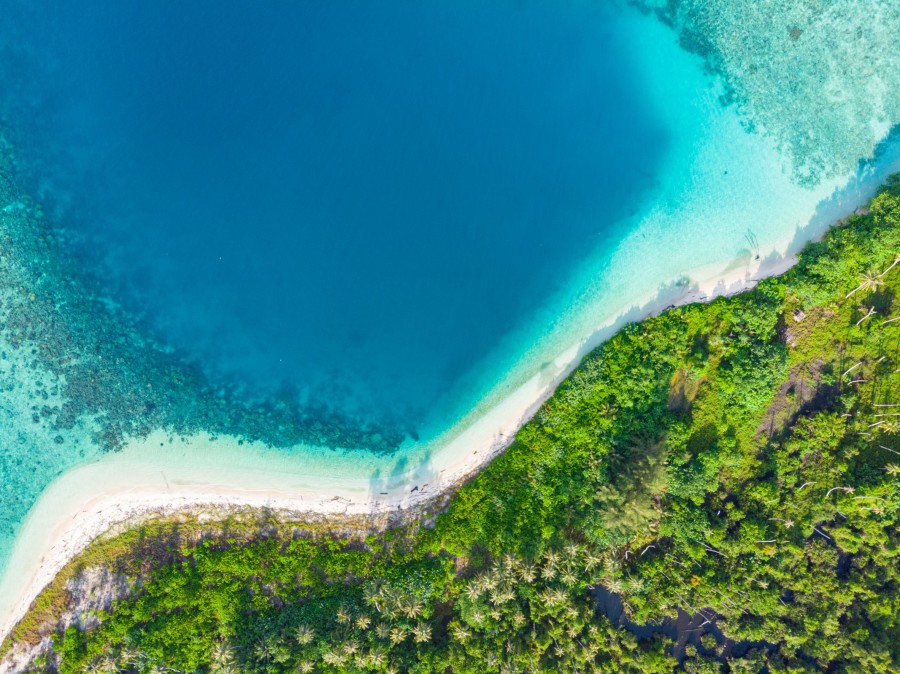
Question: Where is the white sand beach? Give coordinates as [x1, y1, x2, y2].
[0, 230, 852, 646]
[2, 85, 899, 657]
[3, 1, 900, 662]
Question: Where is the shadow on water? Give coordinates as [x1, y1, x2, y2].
[590, 585, 777, 665]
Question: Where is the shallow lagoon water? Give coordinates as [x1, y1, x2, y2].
[0, 0, 899, 625]
[3, 1, 668, 437]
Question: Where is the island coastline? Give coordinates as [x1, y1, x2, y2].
[0, 228, 852, 648]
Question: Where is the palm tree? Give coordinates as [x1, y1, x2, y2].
[294, 624, 315, 646]
[255, 641, 274, 665]
[321, 649, 346, 667]
[846, 270, 885, 298]
[117, 648, 138, 668]
[881, 420, 900, 434]
[412, 622, 432, 643]
[389, 626, 408, 645]
[83, 660, 105, 674]
[481, 573, 499, 592]
[375, 622, 391, 641]
[603, 577, 625, 594]
[363, 582, 383, 610]
[210, 642, 235, 673]
[400, 596, 423, 619]
[543, 550, 560, 569]
[518, 563, 537, 583]
[451, 624, 472, 643]
[583, 552, 602, 572]
[355, 614, 371, 630]
[544, 589, 567, 606]
[563, 543, 582, 562]
[367, 649, 387, 668]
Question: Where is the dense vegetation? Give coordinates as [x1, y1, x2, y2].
[9, 177, 900, 672]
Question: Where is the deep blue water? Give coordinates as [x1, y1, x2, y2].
[2, 1, 665, 441]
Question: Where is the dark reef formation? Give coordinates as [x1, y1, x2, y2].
[630, 0, 900, 184]
[0, 129, 406, 456]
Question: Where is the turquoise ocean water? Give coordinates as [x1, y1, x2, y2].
[5, 1, 668, 440]
[0, 0, 898, 589]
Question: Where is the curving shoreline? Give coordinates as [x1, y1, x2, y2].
[3, 132, 900, 650]
[0, 241, 830, 647]
[3, 88, 900, 666]
[5, 172, 900, 673]
[0, 4, 896, 667]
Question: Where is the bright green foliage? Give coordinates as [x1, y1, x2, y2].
[18, 176, 900, 672]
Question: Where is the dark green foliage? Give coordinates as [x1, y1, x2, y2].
[18, 178, 900, 672]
